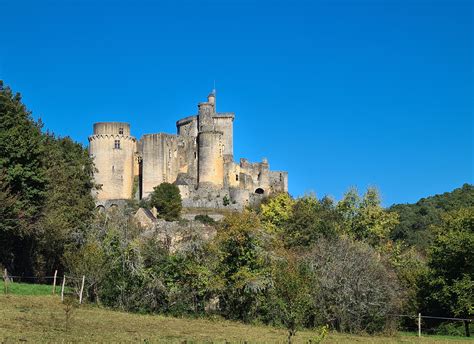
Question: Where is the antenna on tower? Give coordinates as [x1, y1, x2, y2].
[212, 80, 216, 95]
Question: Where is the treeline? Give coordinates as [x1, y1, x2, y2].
[0, 81, 472, 339]
[389, 183, 474, 248]
[0, 80, 96, 277]
[64, 187, 473, 339]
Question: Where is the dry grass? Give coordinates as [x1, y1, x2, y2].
[0, 295, 471, 343]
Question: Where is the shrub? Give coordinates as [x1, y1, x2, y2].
[149, 183, 182, 221]
[223, 195, 230, 206]
[305, 237, 401, 333]
[194, 214, 216, 225]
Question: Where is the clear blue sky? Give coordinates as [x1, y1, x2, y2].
[1, 0, 472, 206]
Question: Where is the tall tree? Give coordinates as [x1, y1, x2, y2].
[0, 80, 46, 274]
[337, 187, 399, 247]
[259, 192, 294, 233]
[284, 195, 340, 247]
[36, 134, 96, 273]
[419, 207, 474, 336]
[215, 211, 272, 322]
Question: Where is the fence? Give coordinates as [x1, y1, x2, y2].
[388, 313, 471, 338]
[2, 268, 86, 304]
[2, 269, 472, 338]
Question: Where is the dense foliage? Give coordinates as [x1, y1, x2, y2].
[63, 189, 408, 340]
[149, 182, 182, 221]
[418, 207, 473, 334]
[389, 184, 474, 248]
[0, 81, 95, 276]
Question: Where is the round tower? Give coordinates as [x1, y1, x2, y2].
[198, 130, 224, 188]
[88, 122, 136, 200]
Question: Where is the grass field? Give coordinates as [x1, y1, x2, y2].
[3, 281, 74, 296]
[4, 281, 56, 295]
[1, 294, 472, 343]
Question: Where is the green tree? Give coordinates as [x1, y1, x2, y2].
[337, 187, 399, 247]
[389, 184, 474, 248]
[149, 183, 182, 221]
[0, 172, 22, 269]
[284, 195, 340, 247]
[259, 192, 294, 232]
[0, 81, 46, 218]
[0, 80, 46, 274]
[266, 251, 312, 343]
[37, 134, 96, 273]
[419, 207, 474, 336]
[63, 241, 106, 303]
[215, 211, 272, 322]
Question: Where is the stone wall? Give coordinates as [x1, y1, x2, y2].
[269, 170, 288, 193]
[213, 114, 234, 158]
[176, 115, 198, 137]
[141, 133, 179, 198]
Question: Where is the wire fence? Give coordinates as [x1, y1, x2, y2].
[2, 269, 86, 304]
[386, 313, 471, 338]
[2, 269, 472, 338]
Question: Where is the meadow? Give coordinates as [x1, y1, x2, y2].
[0, 284, 471, 344]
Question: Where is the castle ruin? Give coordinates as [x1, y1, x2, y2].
[88, 91, 288, 209]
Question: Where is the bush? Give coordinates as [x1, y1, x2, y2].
[149, 183, 182, 221]
[305, 237, 401, 333]
[435, 322, 465, 336]
[194, 214, 216, 225]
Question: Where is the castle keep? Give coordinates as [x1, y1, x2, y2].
[88, 92, 288, 209]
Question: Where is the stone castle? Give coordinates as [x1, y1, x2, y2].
[88, 91, 288, 209]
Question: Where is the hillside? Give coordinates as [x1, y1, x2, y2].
[389, 184, 474, 247]
[0, 295, 470, 343]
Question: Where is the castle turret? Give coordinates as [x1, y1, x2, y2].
[207, 91, 215, 106]
[198, 130, 224, 187]
[198, 102, 214, 131]
[89, 122, 136, 200]
[197, 92, 224, 188]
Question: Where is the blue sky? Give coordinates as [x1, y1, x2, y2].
[1, 0, 472, 205]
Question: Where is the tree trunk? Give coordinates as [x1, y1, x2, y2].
[465, 320, 470, 337]
[287, 329, 295, 344]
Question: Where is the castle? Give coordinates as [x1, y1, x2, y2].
[88, 91, 288, 209]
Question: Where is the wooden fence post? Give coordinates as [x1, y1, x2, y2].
[79, 275, 85, 304]
[52, 270, 58, 294]
[3, 269, 8, 295]
[61, 275, 66, 302]
[418, 313, 421, 337]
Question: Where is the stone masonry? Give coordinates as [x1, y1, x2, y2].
[88, 91, 288, 209]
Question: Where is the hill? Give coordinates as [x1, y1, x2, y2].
[0, 295, 470, 343]
[389, 184, 474, 247]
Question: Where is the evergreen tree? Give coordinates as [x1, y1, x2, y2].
[149, 183, 182, 221]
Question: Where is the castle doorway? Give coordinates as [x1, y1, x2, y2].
[255, 188, 264, 194]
